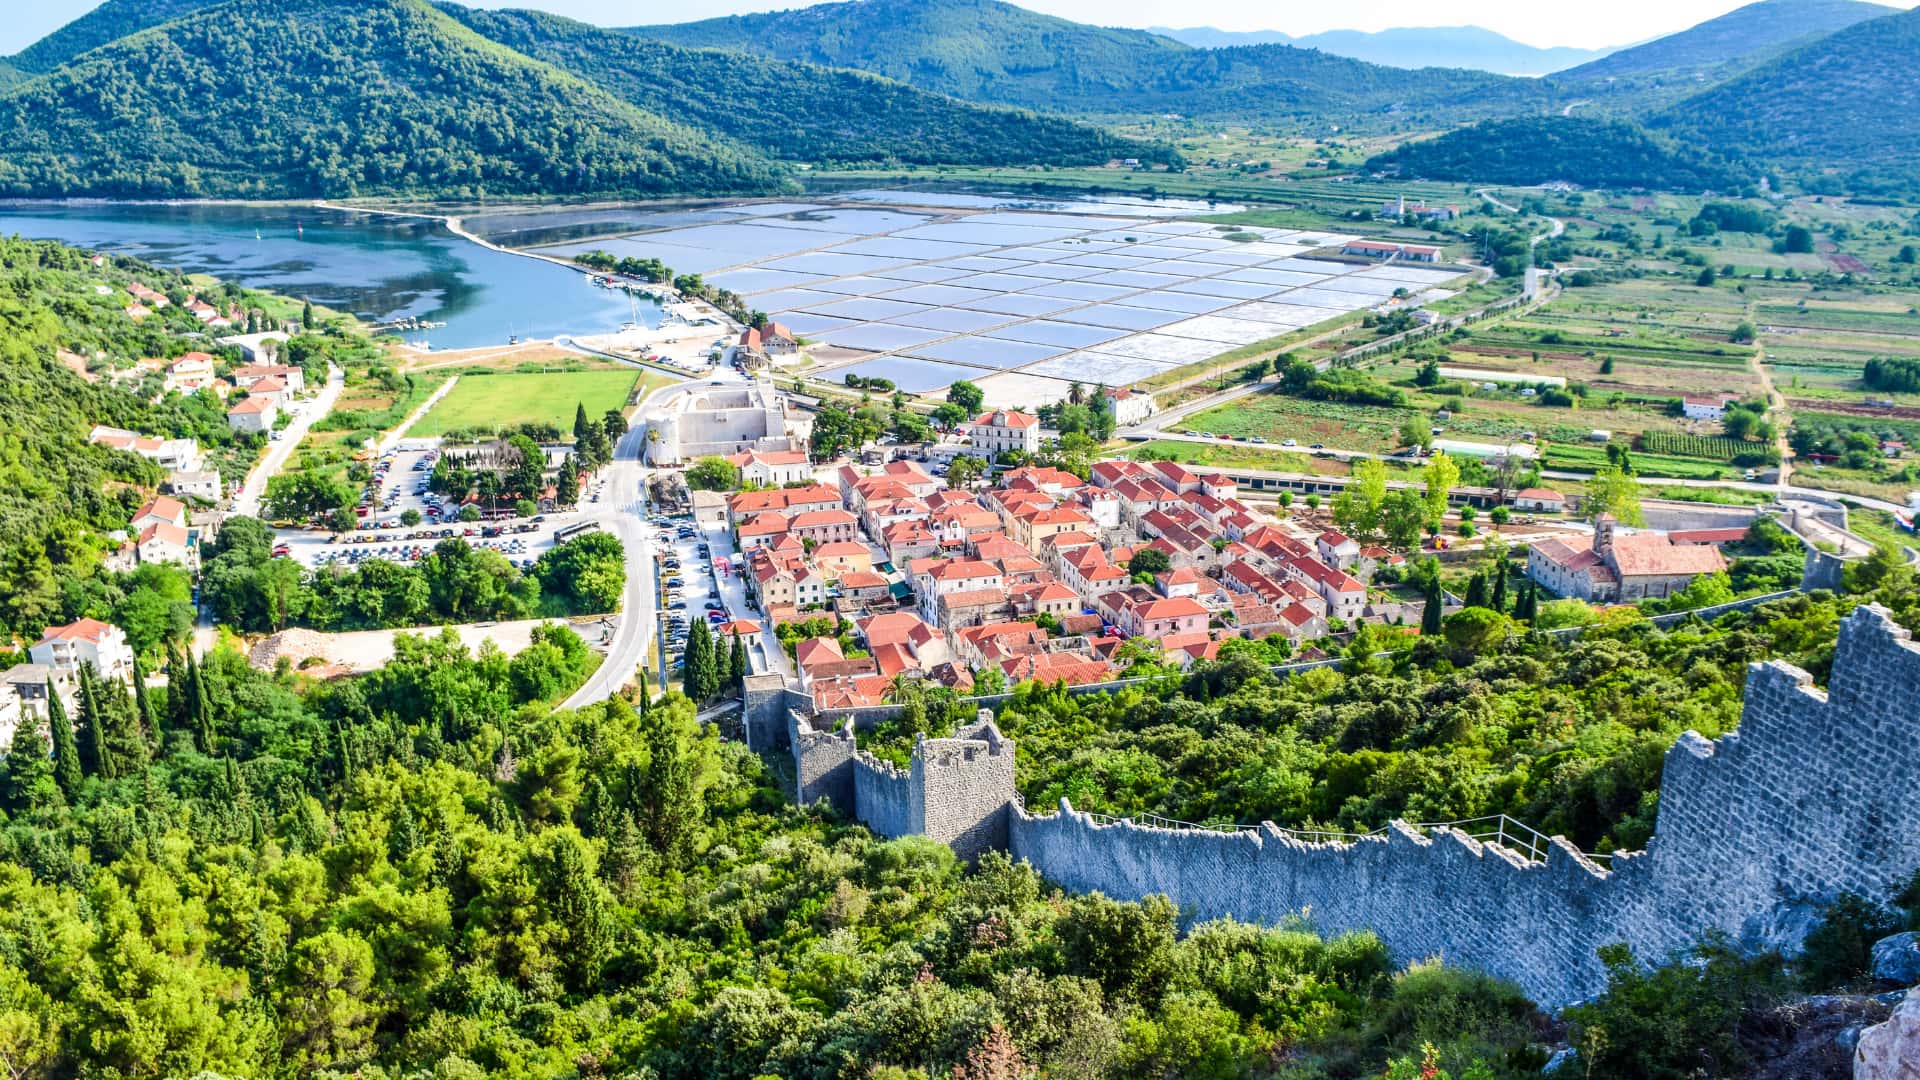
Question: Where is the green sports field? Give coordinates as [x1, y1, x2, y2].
[412, 370, 645, 437]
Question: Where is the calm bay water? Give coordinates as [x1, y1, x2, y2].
[0, 202, 654, 349]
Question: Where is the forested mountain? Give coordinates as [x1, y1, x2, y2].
[1657, 6, 1920, 193]
[0, 0, 781, 200]
[625, 0, 1554, 123]
[446, 6, 1169, 167]
[7, 0, 219, 73]
[0, 59, 21, 87]
[1368, 116, 1752, 191]
[1555, 0, 1892, 81]
[1156, 25, 1616, 76]
[629, 0, 1189, 107]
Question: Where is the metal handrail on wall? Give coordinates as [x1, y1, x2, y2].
[1073, 808, 1612, 867]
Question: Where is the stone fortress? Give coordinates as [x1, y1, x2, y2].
[753, 604, 1920, 1007]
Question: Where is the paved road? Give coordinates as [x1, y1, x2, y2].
[230, 364, 344, 518]
[557, 367, 769, 708]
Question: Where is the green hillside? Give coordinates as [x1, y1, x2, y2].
[0, 0, 781, 200]
[625, 0, 1553, 124]
[1657, 6, 1920, 193]
[8, 0, 219, 73]
[1368, 116, 1752, 191]
[1557, 0, 1892, 81]
[448, 6, 1168, 167]
[0, 58, 21, 88]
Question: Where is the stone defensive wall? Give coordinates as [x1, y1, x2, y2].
[773, 605, 1920, 1008]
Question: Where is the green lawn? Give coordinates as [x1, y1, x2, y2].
[413, 370, 644, 437]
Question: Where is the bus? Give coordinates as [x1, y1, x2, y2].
[555, 520, 601, 543]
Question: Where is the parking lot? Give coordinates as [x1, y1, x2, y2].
[648, 513, 724, 679]
[356, 445, 445, 531]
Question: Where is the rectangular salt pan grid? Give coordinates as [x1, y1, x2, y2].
[1051, 304, 1191, 331]
[884, 307, 1017, 333]
[833, 357, 998, 392]
[819, 323, 950, 352]
[982, 320, 1128, 349]
[1024, 352, 1180, 383]
[913, 337, 1065, 369]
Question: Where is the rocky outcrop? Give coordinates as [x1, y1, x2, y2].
[1874, 932, 1920, 987]
[1855, 992, 1920, 1080]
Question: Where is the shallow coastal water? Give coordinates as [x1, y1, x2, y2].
[0, 202, 651, 349]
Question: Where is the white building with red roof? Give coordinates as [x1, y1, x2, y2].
[29, 619, 134, 686]
[967, 409, 1040, 456]
[725, 449, 812, 487]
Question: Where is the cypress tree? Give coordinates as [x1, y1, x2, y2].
[301, 299, 314, 329]
[167, 642, 194, 733]
[1464, 571, 1490, 610]
[573, 402, 591, 442]
[1422, 576, 1444, 636]
[100, 675, 147, 776]
[717, 629, 737, 690]
[193, 654, 216, 753]
[48, 687, 82, 799]
[3, 722, 57, 811]
[683, 619, 712, 702]
[1516, 580, 1539, 623]
[636, 669, 650, 716]
[1491, 555, 1509, 613]
[77, 663, 114, 780]
[729, 633, 748, 693]
[132, 656, 160, 748]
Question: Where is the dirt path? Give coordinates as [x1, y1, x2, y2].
[1743, 306, 1793, 486]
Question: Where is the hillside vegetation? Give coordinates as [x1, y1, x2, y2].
[446, 6, 1169, 167]
[626, 0, 1553, 124]
[1556, 0, 1893, 81]
[1369, 116, 1752, 192]
[0, 0, 780, 200]
[0, 238, 294, 642]
[1657, 6, 1920, 193]
[6, 0, 218, 72]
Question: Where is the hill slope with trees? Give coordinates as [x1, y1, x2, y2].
[1368, 116, 1753, 191]
[0, 0, 781, 200]
[1556, 0, 1893, 81]
[625, 0, 1554, 124]
[1656, 6, 1920, 193]
[446, 6, 1170, 167]
[6, 0, 218, 72]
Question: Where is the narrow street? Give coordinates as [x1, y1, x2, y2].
[229, 364, 345, 519]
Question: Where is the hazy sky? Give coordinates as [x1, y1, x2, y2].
[6, 0, 1916, 54]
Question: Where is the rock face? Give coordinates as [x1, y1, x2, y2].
[1874, 932, 1920, 987]
[1855, 991, 1920, 1080]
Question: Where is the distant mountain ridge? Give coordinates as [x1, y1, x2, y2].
[624, 0, 1554, 123]
[442, 6, 1165, 167]
[9, 0, 217, 72]
[1153, 24, 1618, 76]
[1557, 0, 1894, 81]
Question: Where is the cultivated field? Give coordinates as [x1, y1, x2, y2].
[412, 370, 645, 437]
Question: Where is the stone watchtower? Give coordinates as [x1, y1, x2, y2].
[909, 712, 1018, 860]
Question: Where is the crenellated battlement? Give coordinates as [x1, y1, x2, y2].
[783, 606, 1920, 1007]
